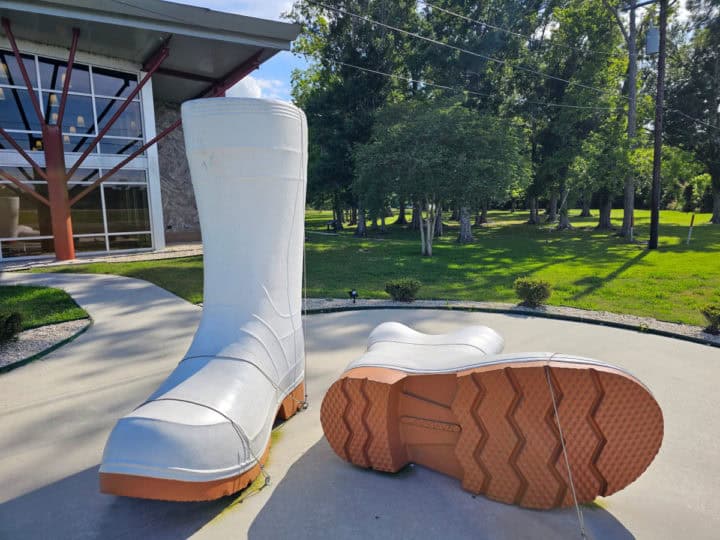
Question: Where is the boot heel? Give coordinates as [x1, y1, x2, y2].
[277, 380, 306, 421]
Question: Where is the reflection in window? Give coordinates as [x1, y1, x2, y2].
[0, 51, 37, 87]
[0, 131, 42, 151]
[1, 237, 54, 258]
[95, 98, 142, 138]
[108, 233, 151, 250]
[100, 138, 143, 156]
[39, 57, 91, 93]
[104, 185, 150, 233]
[68, 184, 104, 234]
[67, 169, 99, 184]
[74, 236, 106, 253]
[0, 183, 52, 238]
[0, 88, 43, 131]
[105, 169, 146, 184]
[62, 134, 97, 154]
[92, 67, 138, 98]
[43, 92, 95, 134]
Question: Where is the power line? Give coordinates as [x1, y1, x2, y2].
[419, 0, 619, 59]
[305, 0, 623, 99]
[667, 108, 720, 131]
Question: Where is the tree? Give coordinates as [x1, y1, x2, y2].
[666, 0, 720, 223]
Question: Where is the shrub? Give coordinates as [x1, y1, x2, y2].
[514, 278, 552, 307]
[0, 312, 23, 343]
[701, 304, 720, 334]
[385, 278, 422, 302]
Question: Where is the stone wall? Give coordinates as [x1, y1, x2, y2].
[154, 101, 201, 242]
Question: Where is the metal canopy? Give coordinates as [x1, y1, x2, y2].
[0, 0, 300, 102]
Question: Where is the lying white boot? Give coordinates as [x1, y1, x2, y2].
[100, 98, 308, 501]
[321, 323, 663, 510]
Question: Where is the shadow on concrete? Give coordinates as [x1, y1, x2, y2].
[0, 466, 228, 539]
[249, 439, 635, 540]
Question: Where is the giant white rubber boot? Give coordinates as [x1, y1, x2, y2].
[100, 98, 308, 501]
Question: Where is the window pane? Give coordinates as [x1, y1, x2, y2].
[0, 183, 51, 238]
[39, 57, 91, 93]
[103, 169, 146, 184]
[62, 134, 97, 154]
[74, 235, 106, 253]
[0, 88, 43, 131]
[104, 185, 149, 232]
[44, 92, 95, 134]
[99, 138, 143, 156]
[68, 184, 104, 234]
[0, 131, 42, 151]
[0, 167, 43, 183]
[95, 98, 142, 138]
[67, 168, 100, 184]
[92, 67, 137, 98]
[2, 237, 54, 258]
[108, 233, 150, 251]
[0, 50, 37, 88]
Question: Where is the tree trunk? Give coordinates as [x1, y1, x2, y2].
[457, 206, 473, 243]
[557, 187, 572, 230]
[355, 205, 367, 237]
[527, 196, 540, 225]
[434, 206, 443, 237]
[450, 206, 459, 221]
[621, 3, 638, 239]
[596, 194, 613, 230]
[333, 192, 344, 230]
[411, 201, 421, 230]
[546, 193, 558, 222]
[349, 206, 357, 225]
[479, 200, 489, 224]
[579, 194, 592, 217]
[396, 200, 408, 225]
[380, 213, 386, 233]
[711, 182, 720, 224]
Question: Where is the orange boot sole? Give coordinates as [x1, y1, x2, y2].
[321, 362, 663, 509]
[100, 381, 305, 501]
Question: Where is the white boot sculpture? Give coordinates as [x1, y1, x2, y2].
[100, 98, 308, 501]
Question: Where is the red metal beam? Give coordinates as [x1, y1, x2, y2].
[1, 17, 45, 127]
[0, 169, 50, 206]
[69, 118, 182, 206]
[65, 45, 170, 179]
[0, 126, 49, 181]
[56, 28, 80, 128]
[197, 50, 264, 99]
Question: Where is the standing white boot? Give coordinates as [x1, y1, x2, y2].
[100, 98, 308, 501]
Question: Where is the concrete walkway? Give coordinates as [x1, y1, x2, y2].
[0, 273, 718, 539]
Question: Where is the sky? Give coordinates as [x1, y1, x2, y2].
[171, 0, 306, 101]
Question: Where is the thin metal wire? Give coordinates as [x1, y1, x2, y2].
[545, 364, 588, 540]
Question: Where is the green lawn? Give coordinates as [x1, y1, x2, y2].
[32, 208, 720, 327]
[0, 285, 88, 330]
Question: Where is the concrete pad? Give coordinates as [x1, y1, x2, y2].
[0, 273, 718, 539]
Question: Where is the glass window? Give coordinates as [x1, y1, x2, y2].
[67, 168, 100, 185]
[0, 183, 51, 238]
[62, 134, 97, 154]
[39, 57, 91, 93]
[0, 166, 43, 183]
[108, 233, 150, 250]
[2, 237, 54, 258]
[73, 235, 106, 253]
[92, 67, 138, 98]
[0, 88, 43, 131]
[0, 51, 37, 88]
[99, 138, 143, 156]
[0, 131, 42, 152]
[68, 184, 104, 234]
[104, 169, 146, 184]
[95, 98, 142, 138]
[104, 185, 150, 232]
[43, 92, 95, 134]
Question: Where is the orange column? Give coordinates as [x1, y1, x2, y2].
[42, 124, 75, 260]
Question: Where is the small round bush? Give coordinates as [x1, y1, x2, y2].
[514, 278, 552, 307]
[701, 304, 720, 334]
[385, 279, 422, 302]
[0, 312, 23, 343]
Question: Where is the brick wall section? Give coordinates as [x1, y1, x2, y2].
[154, 101, 201, 242]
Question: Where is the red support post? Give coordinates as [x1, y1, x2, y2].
[56, 28, 80, 128]
[65, 46, 170, 179]
[1, 17, 45, 127]
[197, 50, 264, 99]
[42, 124, 75, 260]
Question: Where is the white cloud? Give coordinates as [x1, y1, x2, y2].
[226, 76, 289, 101]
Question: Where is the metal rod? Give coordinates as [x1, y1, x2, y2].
[196, 50, 264, 99]
[56, 28, 80, 128]
[69, 118, 182, 206]
[0, 168, 50, 206]
[65, 46, 170, 179]
[1, 17, 45, 127]
[0, 126, 49, 181]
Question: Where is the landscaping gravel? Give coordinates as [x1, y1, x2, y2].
[0, 319, 91, 371]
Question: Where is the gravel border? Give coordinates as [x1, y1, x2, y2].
[0, 319, 92, 372]
[301, 298, 720, 348]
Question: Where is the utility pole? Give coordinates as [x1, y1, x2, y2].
[623, 0, 637, 240]
[648, 0, 668, 250]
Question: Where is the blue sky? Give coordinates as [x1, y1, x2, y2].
[172, 0, 306, 101]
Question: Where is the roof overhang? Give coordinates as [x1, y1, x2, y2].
[0, 0, 300, 102]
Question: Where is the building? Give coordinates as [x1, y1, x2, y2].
[0, 0, 299, 261]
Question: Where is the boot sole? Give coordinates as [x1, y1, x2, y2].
[321, 362, 663, 509]
[99, 381, 305, 501]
